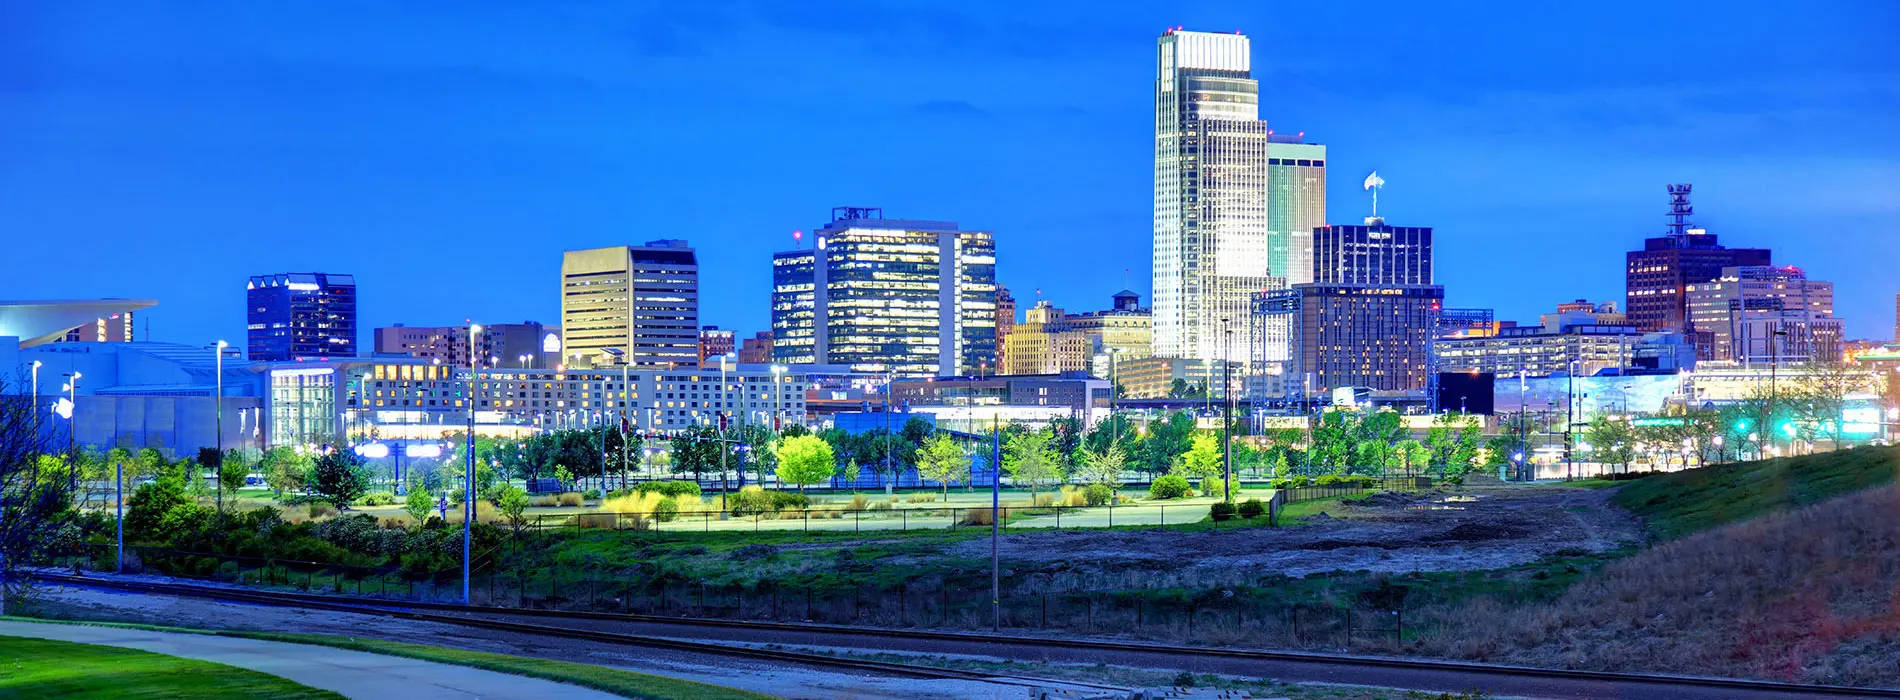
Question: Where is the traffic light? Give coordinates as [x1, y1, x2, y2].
[1734, 419, 1750, 432]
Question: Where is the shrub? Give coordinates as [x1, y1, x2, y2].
[961, 507, 995, 526]
[358, 491, 397, 507]
[1316, 474, 1344, 487]
[769, 491, 810, 511]
[530, 495, 558, 507]
[557, 491, 583, 507]
[636, 480, 703, 499]
[652, 497, 680, 522]
[1083, 483, 1112, 507]
[1057, 485, 1087, 507]
[847, 493, 870, 511]
[125, 479, 189, 542]
[1149, 474, 1191, 500]
[728, 486, 774, 516]
[582, 489, 602, 501]
[1032, 493, 1055, 508]
[307, 503, 337, 520]
[905, 493, 937, 503]
[1209, 501, 1237, 522]
[1290, 475, 1311, 488]
[1237, 498, 1266, 519]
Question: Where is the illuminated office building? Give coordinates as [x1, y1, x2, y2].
[246, 273, 357, 362]
[771, 207, 997, 378]
[1686, 265, 1840, 364]
[1625, 184, 1770, 333]
[373, 321, 559, 369]
[1266, 138, 1327, 285]
[1290, 218, 1442, 395]
[560, 241, 699, 369]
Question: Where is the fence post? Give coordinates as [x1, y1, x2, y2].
[1160, 505, 1165, 529]
[854, 508, 860, 533]
[1108, 501, 1113, 528]
[1056, 506, 1060, 529]
[803, 509, 809, 533]
[902, 509, 907, 531]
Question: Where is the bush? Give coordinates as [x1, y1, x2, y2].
[769, 491, 810, 511]
[728, 486, 774, 516]
[581, 489, 602, 501]
[307, 503, 337, 520]
[1316, 474, 1343, 487]
[905, 493, 937, 503]
[125, 479, 189, 542]
[636, 480, 702, 499]
[1237, 498, 1266, 519]
[557, 491, 583, 507]
[1149, 474, 1191, 500]
[652, 497, 680, 522]
[1083, 483, 1112, 507]
[847, 493, 870, 511]
[1209, 501, 1237, 522]
[1032, 493, 1055, 508]
[1057, 485, 1088, 507]
[961, 507, 995, 526]
[530, 494, 558, 507]
[358, 491, 397, 507]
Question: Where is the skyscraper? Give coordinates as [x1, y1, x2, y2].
[1266, 136, 1327, 285]
[1153, 29, 1272, 363]
[1625, 185, 1771, 333]
[560, 241, 698, 369]
[246, 273, 356, 362]
[1288, 218, 1444, 395]
[771, 207, 997, 377]
[1687, 265, 1841, 364]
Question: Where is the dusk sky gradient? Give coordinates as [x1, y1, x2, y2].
[4, 1, 1897, 348]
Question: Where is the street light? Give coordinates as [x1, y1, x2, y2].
[29, 361, 41, 415]
[770, 364, 787, 432]
[212, 340, 228, 516]
[462, 322, 480, 605]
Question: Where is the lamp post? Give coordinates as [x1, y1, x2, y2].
[462, 323, 481, 605]
[213, 340, 228, 516]
[720, 353, 735, 494]
[1222, 323, 1233, 503]
[29, 361, 41, 415]
[770, 364, 787, 433]
[63, 372, 81, 454]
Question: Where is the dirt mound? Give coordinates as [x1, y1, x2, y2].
[1439, 518, 1535, 542]
[1352, 491, 1426, 508]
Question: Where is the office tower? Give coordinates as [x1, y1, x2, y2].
[1687, 265, 1841, 364]
[1001, 292, 1153, 379]
[697, 326, 735, 366]
[737, 331, 773, 364]
[1266, 137, 1327, 285]
[995, 285, 1016, 368]
[246, 273, 356, 362]
[1436, 300, 1645, 378]
[771, 207, 997, 377]
[372, 321, 557, 369]
[1153, 29, 1273, 363]
[1288, 218, 1443, 395]
[1625, 184, 1771, 333]
[560, 241, 699, 369]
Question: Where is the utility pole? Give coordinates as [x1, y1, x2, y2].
[990, 411, 1001, 632]
[462, 323, 480, 605]
[1222, 324, 1233, 503]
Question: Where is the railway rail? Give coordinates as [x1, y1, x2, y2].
[31, 571, 1900, 699]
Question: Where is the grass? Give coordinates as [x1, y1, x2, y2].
[1611, 444, 1900, 539]
[0, 634, 341, 699]
[2, 617, 767, 700]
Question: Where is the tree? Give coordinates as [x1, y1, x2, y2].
[1046, 416, 1084, 469]
[403, 487, 433, 528]
[494, 484, 529, 532]
[260, 447, 309, 498]
[1174, 432, 1223, 493]
[670, 425, 724, 484]
[1794, 360, 1871, 449]
[219, 448, 250, 501]
[1, 381, 74, 616]
[1074, 442, 1127, 491]
[774, 434, 835, 494]
[306, 451, 370, 510]
[1394, 439, 1430, 478]
[1585, 416, 1636, 474]
[1138, 411, 1195, 476]
[914, 434, 969, 499]
[1002, 431, 1064, 497]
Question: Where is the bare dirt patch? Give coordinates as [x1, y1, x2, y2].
[956, 484, 1640, 580]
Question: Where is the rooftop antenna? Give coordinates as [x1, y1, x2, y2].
[1363, 171, 1385, 219]
[1667, 183, 1694, 240]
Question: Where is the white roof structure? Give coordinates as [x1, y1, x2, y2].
[0, 299, 158, 348]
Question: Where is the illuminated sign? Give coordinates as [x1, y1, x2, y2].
[1842, 407, 1880, 436]
[1630, 417, 1686, 427]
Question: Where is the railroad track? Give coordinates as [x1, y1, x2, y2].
[35, 572, 1900, 698]
[28, 572, 1124, 695]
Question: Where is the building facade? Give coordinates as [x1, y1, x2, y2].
[737, 331, 773, 364]
[372, 321, 559, 369]
[995, 285, 1016, 369]
[1266, 137, 1327, 285]
[1625, 185, 1771, 334]
[999, 291, 1153, 379]
[57, 311, 137, 343]
[0, 341, 263, 456]
[1311, 221, 1434, 286]
[697, 326, 735, 366]
[890, 371, 1111, 425]
[1294, 284, 1444, 395]
[246, 273, 357, 362]
[1686, 265, 1841, 364]
[560, 241, 699, 369]
[1152, 29, 1273, 364]
[771, 207, 997, 378]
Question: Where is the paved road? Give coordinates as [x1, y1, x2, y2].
[0, 619, 624, 700]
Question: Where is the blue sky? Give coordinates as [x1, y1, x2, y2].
[4, 1, 1897, 346]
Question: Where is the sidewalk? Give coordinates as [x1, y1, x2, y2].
[0, 620, 624, 699]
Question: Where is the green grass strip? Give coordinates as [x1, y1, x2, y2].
[0, 634, 342, 699]
[4, 617, 772, 699]
[1612, 444, 1900, 539]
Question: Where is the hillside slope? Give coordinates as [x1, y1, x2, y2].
[1429, 480, 1900, 687]
[1612, 445, 1900, 539]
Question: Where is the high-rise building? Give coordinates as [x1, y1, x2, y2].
[697, 326, 735, 366]
[1687, 265, 1841, 364]
[995, 285, 1017, 369]
[560, 241, 698, 369]
[246, 273, 356, 362]
[737, 331, 773, 364]
[1436, 300, 1648, 378]
[771, 207, 997, 377]
[999, 291, 1153, 378]
[1288, 218, 1443, 396]
[372, 322, 558, 369]
[1153, 29, 1273, 363]
[1625, 185, 1771, 334]
[1266, 137, 1327, 285]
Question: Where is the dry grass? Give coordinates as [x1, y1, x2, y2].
[1057, 485, 1087, 507]
[905, 493, 937, 503]
[529, 494, 558, 507]
[1422, 483, 1900, 687]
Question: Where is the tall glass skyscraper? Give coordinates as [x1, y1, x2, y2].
[772, 208, 997, 378]
[1265, 138, 1327, 286]
[560, 241, 699, 369]
[246, 272, 356, 362]
[1152, 29, 1272, 364]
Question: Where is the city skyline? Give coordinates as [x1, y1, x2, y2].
[6, 3, 1898, 348]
